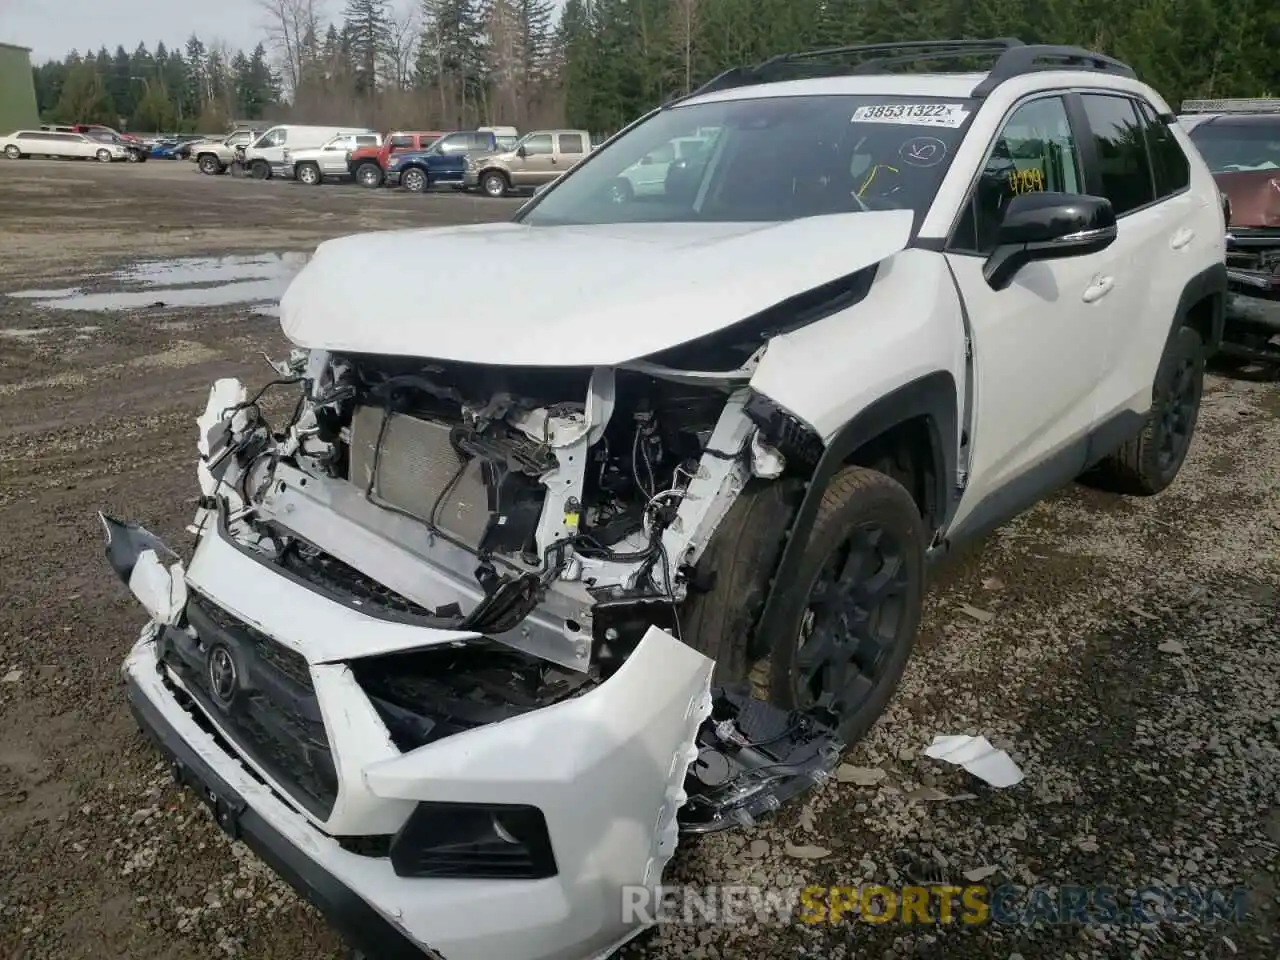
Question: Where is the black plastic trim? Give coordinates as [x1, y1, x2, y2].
[125, 672, 435, 960]
[1175, 261, 1228, 353]
[750, 374, 957, 661]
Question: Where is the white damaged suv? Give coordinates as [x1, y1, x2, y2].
[103, 39, 1225, 960]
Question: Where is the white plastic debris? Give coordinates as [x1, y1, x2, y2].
[924, 735, 1024, 788]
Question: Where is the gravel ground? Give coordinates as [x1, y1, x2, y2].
[1, 159, 1277, 960]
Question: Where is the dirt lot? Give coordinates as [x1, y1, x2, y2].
[0, 159, 1277, 960]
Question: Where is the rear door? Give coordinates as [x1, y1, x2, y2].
[1074, 93, 1206, 424]
[555, 131, 588, 174]
[943, 92, 1120, 524]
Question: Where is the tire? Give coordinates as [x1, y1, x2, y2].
[609, 178, 634, 204]
[3, 145, 19, 159]
[198, 154, 222, 175]
[684, 467, 926, 744]
[297, 162, 321, 186]
[250, 159, 271, 180]
[126, 149, 140, 163]
[1082, 325, 1205, 496]
[355, 162, 383, 188]
[96, 148, 112, 163]
[402, 167, 427, 193]
[481, 170, 508, 198]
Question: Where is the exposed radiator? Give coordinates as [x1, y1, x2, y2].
[348, 405, 492, 550]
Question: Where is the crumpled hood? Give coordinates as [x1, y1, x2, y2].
[1218, 169, 1280, 229]
[279, 210, 914, 366]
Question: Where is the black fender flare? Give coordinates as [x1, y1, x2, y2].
[1171, 262, 1226, 354]
[748, 372, 958, 661]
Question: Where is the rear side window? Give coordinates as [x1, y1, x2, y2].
[1079, 94, 1155, 215]
[1135, 101, 1190, 197]
[558, 133, 585, 154]
[355, 135, 378, 146]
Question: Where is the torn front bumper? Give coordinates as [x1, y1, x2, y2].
[123, 612, 713, 960]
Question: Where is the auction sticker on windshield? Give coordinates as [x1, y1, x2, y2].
[852, 104, 971, 128]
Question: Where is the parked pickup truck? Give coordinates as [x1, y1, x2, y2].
[464, 129, 593, 197]
[282, 132, 383, 185]
[384, 130, 498, 192]
[1181, 99, 1280, 366]
[347, 131, 444, 188]
[192, 129, 266, 175]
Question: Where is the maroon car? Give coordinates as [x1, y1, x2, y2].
[1182, 100, 1280, 364]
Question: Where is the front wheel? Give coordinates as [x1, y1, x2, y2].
[3, 145, 19, 160]
[126, 149, 140, 163]
[249, 159, 271, 180]
[297, 162, 321, 186]
[481, 171, 508, 197]
[402, 167, 428, 193]
[1082, 325, 1205, 496]
[96, 149, 112, 163]
[683, 467, 926, 745]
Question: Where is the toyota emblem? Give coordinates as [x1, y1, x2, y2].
[208, 645, 238, 705]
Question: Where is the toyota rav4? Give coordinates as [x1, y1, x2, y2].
[103, 38, 1226, 960]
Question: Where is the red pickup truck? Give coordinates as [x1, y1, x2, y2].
[348, 131, 445, 187]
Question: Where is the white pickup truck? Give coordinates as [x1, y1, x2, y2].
[103, 38, 1225, 960]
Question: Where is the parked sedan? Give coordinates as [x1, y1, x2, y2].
[1, 129, 130, 162]
[82, 129, 149, 162]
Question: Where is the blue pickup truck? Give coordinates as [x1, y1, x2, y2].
[385, 130, 499, 192]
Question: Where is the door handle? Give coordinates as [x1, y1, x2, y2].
[1082, 276, 1114, 303]
[1170, 228, 1194, 250]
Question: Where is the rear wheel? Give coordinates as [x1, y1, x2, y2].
[1082, 325, 1205, 496]
[3, 145, 19, 159]
[95, 148, 112, 163]
[402, 167, 428, 193]
[198, 154, 222, 175]
[355, 162, 383, 188]
[297, 162, 321, 186]
[683, 467, 926, 744]
[481, 170, 508, 197]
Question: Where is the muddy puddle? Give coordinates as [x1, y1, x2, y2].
[5, 252, 309, 315]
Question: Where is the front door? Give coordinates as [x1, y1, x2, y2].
[944, 93, 1124, 531]
[512, 133, 556, 187]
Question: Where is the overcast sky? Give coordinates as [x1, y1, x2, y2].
[2, 0, 561, 64]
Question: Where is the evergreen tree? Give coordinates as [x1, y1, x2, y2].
[343, 0, 393, 93]
[53, 62, 115, 123]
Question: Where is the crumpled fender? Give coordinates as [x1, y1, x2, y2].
[99, 513, 187, 624]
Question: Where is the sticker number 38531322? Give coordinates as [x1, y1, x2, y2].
[851, 103, 971, 128]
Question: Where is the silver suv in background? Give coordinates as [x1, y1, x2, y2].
[192, 129, 265, 175]
[465, 129, 592, 197]
[282, 132, 383, 185]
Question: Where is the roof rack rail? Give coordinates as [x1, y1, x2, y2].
[683, 38, 1136, 102]
[1180, 98, 1280, 115]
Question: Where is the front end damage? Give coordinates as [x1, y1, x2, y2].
[104, 348, 841, 960]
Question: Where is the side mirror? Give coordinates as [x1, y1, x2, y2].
[517, 145, 527, 158]
[984, 192, 1117, 290]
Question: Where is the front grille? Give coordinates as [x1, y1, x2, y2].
[159, 594, 338, 819]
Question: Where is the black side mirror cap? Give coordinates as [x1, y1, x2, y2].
[984, 192, 1117, 290]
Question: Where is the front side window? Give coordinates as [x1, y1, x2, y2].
[522, 134, 553, 156]
[390, 135, 413, 149]
[257, 128, 286, 148]
[1079, 94, 1155, 215]
[951, 96, 1083, 253]
[520, 94, 976, 226]
[1188, 119, 1280, 173]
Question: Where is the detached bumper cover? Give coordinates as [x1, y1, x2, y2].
[125, 645, 432, 960]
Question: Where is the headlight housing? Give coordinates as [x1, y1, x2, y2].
[389, 801, 558, 880]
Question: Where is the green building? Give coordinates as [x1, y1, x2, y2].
[0, 43, 39, 134]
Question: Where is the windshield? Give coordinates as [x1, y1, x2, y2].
[518, 94, 975, 226]
[1190, 121, 1280, 172]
